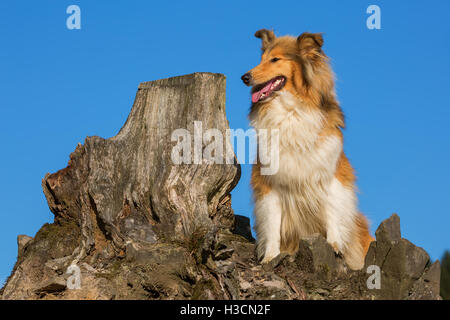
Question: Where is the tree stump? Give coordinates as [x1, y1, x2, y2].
[1, 73, 241, 299]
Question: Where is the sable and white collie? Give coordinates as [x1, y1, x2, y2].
[241, 29, 374, 270]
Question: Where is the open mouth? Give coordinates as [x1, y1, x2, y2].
[251, 76, 286, 103]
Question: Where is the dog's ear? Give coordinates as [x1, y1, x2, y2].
[297, 32, 323, 59]
[255, 29, 276, 52]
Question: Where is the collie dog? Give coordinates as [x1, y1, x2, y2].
[241, 30, 373, 270]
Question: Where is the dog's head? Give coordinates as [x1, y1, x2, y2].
[242, 29, 334, 106]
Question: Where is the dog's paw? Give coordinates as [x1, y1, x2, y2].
[260, 255, 276, 264]
[261, 253, 288, 271]
[330, 241, 339, 253]
[330, 241, 344, 258]
[256, 242, 280, 263]
[259, 247, 280, 264]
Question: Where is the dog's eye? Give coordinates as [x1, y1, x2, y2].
[270, 57, 280, 63]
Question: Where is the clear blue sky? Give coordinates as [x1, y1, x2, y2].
[1, 1, 449, 285]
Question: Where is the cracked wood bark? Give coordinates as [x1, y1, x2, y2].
[42, 72, 240, 259]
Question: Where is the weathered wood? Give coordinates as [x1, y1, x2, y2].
[44, 72, 240, 255]
[1, 73, 242, 299]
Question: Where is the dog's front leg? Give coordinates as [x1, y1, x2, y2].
[254, 191, 282, 264]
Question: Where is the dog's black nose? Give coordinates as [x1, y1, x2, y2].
[241, 73, 252, 85]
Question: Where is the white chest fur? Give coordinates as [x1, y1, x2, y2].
[250, 92, 342, 186]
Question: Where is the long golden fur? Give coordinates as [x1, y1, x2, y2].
[243, 29, 374, 270]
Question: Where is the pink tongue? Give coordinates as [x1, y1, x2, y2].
[251, 80, 274, 103]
